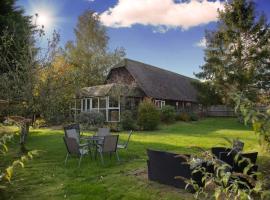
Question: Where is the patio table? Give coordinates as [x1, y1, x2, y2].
[85, 136, 105, 159]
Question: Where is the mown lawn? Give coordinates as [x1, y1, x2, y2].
[1, 118, 265, 200]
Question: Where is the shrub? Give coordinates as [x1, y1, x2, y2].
[33, 118, 46, 128]
[107, 122, 121, 132]
[160, 105, 176, 124]
[137, 99, 160, 130]
[189, 112, 199, 121]
[77, 111, 105, 128]
[121, 110, 136, 130]
[177, 112, 191, 122]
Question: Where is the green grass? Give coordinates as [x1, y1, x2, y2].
[1, 118, 264, 200]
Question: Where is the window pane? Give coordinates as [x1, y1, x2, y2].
[82, 99, 86, 111]
[92, 98, 98, 108]
[108, 109, 119, 121]
[109, 97, 119, 107]
[87, 99, 90, 110]
[99, 98, 106, 108]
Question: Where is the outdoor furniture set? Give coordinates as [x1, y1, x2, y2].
[63, 123, 133, 166]
[147, 140, 259, 191]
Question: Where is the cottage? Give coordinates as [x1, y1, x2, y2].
[74, 59, 198, 122]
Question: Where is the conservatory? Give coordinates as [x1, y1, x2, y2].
[73, 83, 144, 122]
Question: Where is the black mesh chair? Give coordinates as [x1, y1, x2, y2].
[232, 140, 244, 152]
[147, 149, 192, 189]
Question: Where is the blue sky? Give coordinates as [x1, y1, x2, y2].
[17, 0, 270, 78]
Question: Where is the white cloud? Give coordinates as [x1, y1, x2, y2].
[195, 37, 207, 48]
[100, 0, 224, 31]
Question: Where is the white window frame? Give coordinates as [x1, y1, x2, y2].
[155, 100, 165, 109]
[80, 96, 120, 122]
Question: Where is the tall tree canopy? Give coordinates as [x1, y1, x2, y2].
[65, 10, 125, 90]
[0, 0, 37, 116]
[196, 0, 270, 103]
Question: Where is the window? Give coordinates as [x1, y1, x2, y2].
[108, 96, 120, 122]
[92, 98, 98, 109]
[81, 98, 91, 111]
[109, 97, 119, 108]
[155, 100, 165, 109]
[108, 109, 120, 122]
[99, 98, 106, 108]
[80, 96, 121, 122]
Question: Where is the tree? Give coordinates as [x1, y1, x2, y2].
[35, 10, 125, 123]
[65, 10, 125, 91]
[36, 51, 75, 123]
[195, 0, 270, 104]
[0, 0, 37, 117]
[192, 81, 222, 106]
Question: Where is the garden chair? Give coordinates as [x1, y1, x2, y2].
[63, 137, 90, 167]
[64, 123, 88, 143]
[117, 130, 133, 150]
[232, 139, 244, 152]
[96, 135, 119, 164]
[211, 147, 232, 159]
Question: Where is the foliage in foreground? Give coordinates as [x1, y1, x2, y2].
[181, 150, 268, 200]
[0, 126, 38, 192]
[137, 99, 160, 130]
[234, 94, 270, 151]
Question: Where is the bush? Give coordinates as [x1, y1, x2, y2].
[160, 105, 176, 124]
[77, 111, 105, 128]
[33, 118, 46, 128]
[177, 112, 191, 122]
[137, 99, 160, 130]
[189, 112, 199, 121]
[107, 122, 121, 132]
[121, 110, 136, 130]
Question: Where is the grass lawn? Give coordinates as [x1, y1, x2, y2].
[1, 118, 265, 200]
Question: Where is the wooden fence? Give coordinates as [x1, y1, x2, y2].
[206, 105, 235, 117]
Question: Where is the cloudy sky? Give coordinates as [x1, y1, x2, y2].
[17, 0, 270, 78]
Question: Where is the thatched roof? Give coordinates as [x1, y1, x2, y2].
[109, 59, 198, 102]
[78, 83, 144, 98]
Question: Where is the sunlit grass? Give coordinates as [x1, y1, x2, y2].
[2, 118, 264, 200]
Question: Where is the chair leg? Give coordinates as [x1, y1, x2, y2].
[64, 153, 69, 165]
[99, 152, 104, 165]
[116, 151, 120, 162]
[78, 155, 83, 167]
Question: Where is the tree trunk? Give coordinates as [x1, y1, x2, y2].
[20, 122, 29, 153]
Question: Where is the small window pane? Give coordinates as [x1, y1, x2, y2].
[108, 109, 119, 121]
[99, 98, 106, 108]
[92, 98, 98, 108]
[87, 99, 90, 110]
[109, 97, 119, 108]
